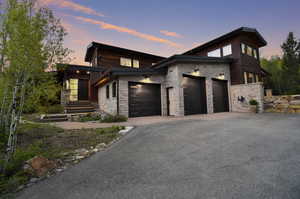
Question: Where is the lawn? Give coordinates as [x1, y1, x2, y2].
[0, 123, 124, 196]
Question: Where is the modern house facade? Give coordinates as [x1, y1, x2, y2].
[59, 27, 268, 117]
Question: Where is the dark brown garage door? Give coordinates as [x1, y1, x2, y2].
[128, 82, 161, 117]
[182, 75, 207, 115]
[212, 79, 229, 113]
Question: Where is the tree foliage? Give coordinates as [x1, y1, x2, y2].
[261, 32, 300, 95]
[0, 0, 71, 170]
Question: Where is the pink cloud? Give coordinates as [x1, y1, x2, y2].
[74, 16, 183, 48]
[39, 0, 104, 17]
[160, 30, 183, 38]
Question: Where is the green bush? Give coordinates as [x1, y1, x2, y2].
[100, 115, 128, 123]
[249, 99, 259, 106]
[43, 104, 64, 114]
[79, 114, 101, 122]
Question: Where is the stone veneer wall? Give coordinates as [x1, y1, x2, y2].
[230, 83, 264, 113]
[118, 75, 166, 117]
[264, 95, 300, 113]
[165, 63, 231, 116]
[98, 81, 118, 115]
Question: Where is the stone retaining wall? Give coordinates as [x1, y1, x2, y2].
[264, 95, 300, 113]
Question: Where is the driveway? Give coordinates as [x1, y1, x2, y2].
[17, 113, 300, 199]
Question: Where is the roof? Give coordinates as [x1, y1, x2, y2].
[85, 42, 166, 62]
[152, 55, 234, 69]
[183, 27, 267, 55]
[57, 64, 105, 72]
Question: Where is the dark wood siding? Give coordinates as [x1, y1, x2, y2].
[186, 33, 265, 85]
[128, 82, 161, 117]
[182, 75, 207, 115]
[95, 49, 164, 69]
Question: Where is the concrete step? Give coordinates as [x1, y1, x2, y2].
[40, 114, 68, 122]
[66, 108, 95, 114]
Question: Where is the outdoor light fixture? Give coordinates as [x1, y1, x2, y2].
[191, 69, 200, 76]
[142, 75, 152, 83]
[76, 70, 80, 74]
[87, 71, 90, 74]
[216, 73, 225, 80]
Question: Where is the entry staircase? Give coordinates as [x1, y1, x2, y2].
[64, 101, 96, 114]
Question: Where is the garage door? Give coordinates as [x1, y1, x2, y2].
[182, 75, 207, 115]
[128, 82, 161, 117]
[212, 79, 229, 113]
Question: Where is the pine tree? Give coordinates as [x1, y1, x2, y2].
[281, 32, 300, 94]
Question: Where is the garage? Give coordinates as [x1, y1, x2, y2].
[128, 82, 162, 117]
[182, 75, 207, 115]
[212, 79, 229, 113]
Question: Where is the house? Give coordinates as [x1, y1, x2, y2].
[59, 27, 268, 117]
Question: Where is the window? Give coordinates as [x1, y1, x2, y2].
[69, 79, 78, 101]
[247, 73, 254, 83]
[120, 57, 132, 67]
[253, 49, 258, 59]
[112, 82, 117, 97]
[244, 72, 248, 84]
[222, 44, 232, 56]
[208, 48, 221, 57]
[246, 46, 253, 56]
[241, 43, 246, 54]
[106, 85, 110, 99]
[133, 60, 139, 68]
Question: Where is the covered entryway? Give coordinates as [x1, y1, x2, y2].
[128, 82, 161, 117]
[182, 75, 207, 115]
[212, 79, 229, 113]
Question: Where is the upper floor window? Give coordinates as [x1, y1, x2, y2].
[120, 57, 132, 67]
[241, 43, 259, 60]
[222, 44, 232, 56]
[208, 48, 221, 57]
[133, 60, 139, 68]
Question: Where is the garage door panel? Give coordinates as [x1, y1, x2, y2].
[129, 82, 161, 117]
[212, 79, 229, 113]
[182, 75, 207, 115]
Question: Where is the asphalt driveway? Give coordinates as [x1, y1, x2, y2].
[17, 113, 300, 199]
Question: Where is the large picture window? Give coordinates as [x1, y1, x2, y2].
[208, 48, 221, 57]
[222, 44, 232, 56]
[120, 57, 132, 67]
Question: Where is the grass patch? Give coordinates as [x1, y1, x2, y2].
[0, 123, 123, 196]
[100, 115, 128, 123]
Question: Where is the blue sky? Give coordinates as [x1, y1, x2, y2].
[39, 0, 300, 65]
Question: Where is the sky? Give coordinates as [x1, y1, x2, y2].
[38, 0, 300, 65]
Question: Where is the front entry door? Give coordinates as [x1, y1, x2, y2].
[167, 87, 176, 116]
[78, 79, 89, 100]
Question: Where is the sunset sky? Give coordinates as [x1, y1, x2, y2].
[39, 0, 300, 65]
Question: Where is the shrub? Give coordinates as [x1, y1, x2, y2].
[79, 114, 101, 122]
[44, 104, 64, 114]
[249, 99, 259, 106]
[100, 115, 128, 123]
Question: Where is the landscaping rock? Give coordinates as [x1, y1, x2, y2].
[74, 148, 89, 156]
[24, 156, 57, 177]
[96, 143, 106, 149]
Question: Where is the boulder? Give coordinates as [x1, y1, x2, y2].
[290, 100, 300, 105]
[24, 156, 57, 177]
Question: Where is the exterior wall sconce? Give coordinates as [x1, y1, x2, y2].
[87, 71, 90, 74]
[76, 70, 80, 74]
[216, 73, 225, 80]
[191, 69, 200, 76]
[142, 75, 152, 83]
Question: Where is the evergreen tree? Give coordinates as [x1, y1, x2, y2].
[281, 32, 300, 94]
